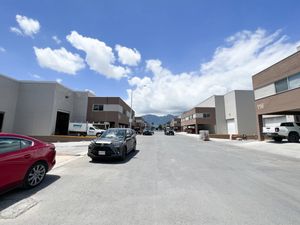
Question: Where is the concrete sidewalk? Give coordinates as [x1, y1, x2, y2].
[53, 141, 90, 169]
[177, 132, 300, 159]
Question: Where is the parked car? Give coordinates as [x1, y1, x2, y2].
[88, 128, 136, 161]
[69, 122, 105, 137]
[0, 133, 56, 194]
[263, 122, 300, 143]
[143, 129, 153, 135]
[165, 128, 175, 135]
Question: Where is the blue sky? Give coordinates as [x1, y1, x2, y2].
[1, 0, 300, 115]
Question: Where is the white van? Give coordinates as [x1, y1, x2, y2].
[69, 123, 105, 137]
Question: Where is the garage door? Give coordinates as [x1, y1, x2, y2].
[227, 119, 236, 134]
[263, 116, 286, 127]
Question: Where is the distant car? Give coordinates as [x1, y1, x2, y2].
[88, 128, 137, 161]
[143, 129, 153, 135]
[165, 129, 175, 135]
[0, 133, 56, 194]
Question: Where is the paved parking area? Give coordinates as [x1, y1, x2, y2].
[1, 132, 300, 225]
[179, 132, 300, 159]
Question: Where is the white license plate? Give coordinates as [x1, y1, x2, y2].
[98, 151, 105, 155]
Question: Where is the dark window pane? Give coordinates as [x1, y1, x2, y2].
[93, 104, 99, 111]
[288, 72, 300, 90]
[0, 138, 21, 154]
[20, 140, 32, 149]
[281, 122, 294, 127]
[275, 79, 288, 93]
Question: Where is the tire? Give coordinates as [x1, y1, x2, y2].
[23, 162, 47, 189]
[273, 137, 283, 142]
[96, 133, 101, 137]
[288, 132, 299, 143]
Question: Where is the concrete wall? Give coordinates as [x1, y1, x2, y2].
[72, 91, 89, 123]
[235, 90, 257, 135]
[197, 96, 227, 134]
[214, 96, 227, 134]
[14, 83, 56, 136]
[224, 91, 237, 120]
[0, 75, 19, 132]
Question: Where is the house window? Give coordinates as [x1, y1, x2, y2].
[275, 78, 288, 93]
[92, 104, 103, 111]
[203, 113, 210, 118]
[288, 72, 300, 90]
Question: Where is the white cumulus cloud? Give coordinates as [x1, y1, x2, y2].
[128, 29, 300, 115]
[33, 47, 85, 75]
[0, 47, 6, 53]
[56, 78, 63, 84]
[10, 15, 40, 37]
[32, 74, 41, 79]
[85, 89, 96, 95]
[66, 31, 130, 80]
[115, 44, 141, 66]
[52, 35, 61, 44]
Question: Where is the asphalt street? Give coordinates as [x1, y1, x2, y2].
[1, 132, 300, 225]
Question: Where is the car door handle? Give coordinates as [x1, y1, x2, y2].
[24, 154, 31, 159]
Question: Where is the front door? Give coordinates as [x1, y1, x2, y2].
[0, 138, 31, 191]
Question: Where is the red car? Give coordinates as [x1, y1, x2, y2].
[0, 133, 56, 194]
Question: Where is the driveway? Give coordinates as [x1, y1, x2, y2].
[1, 132, 300, 224]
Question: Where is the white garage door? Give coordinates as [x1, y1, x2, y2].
[263, 116, 286, 127]
[227, 119, 236, 134]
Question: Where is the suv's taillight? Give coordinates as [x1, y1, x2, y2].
[275, 128, 279, 132]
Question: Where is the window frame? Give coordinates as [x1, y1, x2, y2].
[0, 137, 33, 155]
[92, 104, 104, 112]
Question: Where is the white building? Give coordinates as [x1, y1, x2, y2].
[197, 90, 257, 135]
[0, 74, 94, 135]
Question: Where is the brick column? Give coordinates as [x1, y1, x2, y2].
[256, 114, 264, 141]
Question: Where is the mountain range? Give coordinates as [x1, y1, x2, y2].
[142, 114, 177, 126]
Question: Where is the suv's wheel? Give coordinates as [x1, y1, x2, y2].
[288, 132, 300, 143]
[273, 137, 283, 142]
[24, 162, 47, 188]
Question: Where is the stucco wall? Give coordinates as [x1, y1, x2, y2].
[14, 82, 56, 135]
[0, 75, 19, 132]
[72, 91, 89, 123]
[235, 90, 257, 135]
[214, 96, 227, 134]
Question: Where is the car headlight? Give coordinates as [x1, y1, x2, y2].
[88, 140, 96, 149]
[112, 142, 122, 148]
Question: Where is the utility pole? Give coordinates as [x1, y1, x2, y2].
[129, 89, 133, 129]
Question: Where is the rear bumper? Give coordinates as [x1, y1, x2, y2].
[264, 133, 285, 138]
[47, 150, 56, 171]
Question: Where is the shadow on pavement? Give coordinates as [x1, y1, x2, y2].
[266, 140, 299, 144]
[0, 174, 60, 211]
[89, 150, 140, 164]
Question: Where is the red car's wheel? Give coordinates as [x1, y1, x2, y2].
[24, 162, 47, 188]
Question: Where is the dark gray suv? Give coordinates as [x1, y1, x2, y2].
[88, 128, 137, 161]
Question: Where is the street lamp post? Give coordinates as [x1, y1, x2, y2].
[129, 89, 133, 129]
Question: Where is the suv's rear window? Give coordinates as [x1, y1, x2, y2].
[281, 122, 294, 127]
